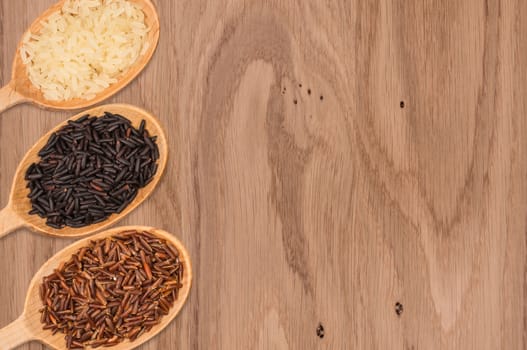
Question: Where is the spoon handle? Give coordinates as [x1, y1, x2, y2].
[0, 316, 33, 350]
[0, 84, 26, 114]
[0, 206, 25, 239]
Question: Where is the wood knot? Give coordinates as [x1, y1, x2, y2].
[395, 302, 404, 316]
[316, 323, 325, 338]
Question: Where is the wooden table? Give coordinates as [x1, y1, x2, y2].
[1, 0, 526, 349]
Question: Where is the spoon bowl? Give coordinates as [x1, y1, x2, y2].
[0, 0, 160, 114]
[0, 104, 168, 238]
[0, 226, 192, 350]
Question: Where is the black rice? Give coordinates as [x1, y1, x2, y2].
[25, 113, 160, 229]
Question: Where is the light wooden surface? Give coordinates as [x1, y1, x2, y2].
[0, 226, 192, 350]
[0, 104, 168, 239]
[1, 0, 526, 349]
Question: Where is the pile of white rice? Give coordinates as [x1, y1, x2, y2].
[20, 0, 150, 101]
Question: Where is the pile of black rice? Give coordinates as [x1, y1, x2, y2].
[25, 112, 159, 229]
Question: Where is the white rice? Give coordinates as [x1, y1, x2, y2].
[20, 0, 150, 101]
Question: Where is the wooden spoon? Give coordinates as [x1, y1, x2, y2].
[0, 226, 192, 350]
[0, 104, 168, 239]
[0, 0, 160, 114]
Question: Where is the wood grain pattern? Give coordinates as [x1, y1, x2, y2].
[1, 0, 526, 349]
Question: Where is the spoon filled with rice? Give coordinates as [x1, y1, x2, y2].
[0, 0, 159, 114]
